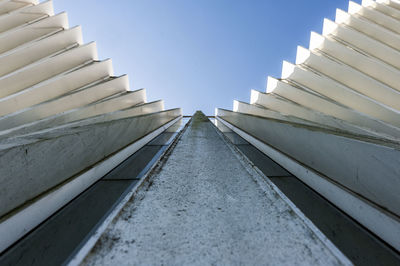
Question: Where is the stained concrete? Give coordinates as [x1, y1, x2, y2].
[270, 176, 400, 265]
[0, 180, 137, 266]
[237, 144, 291, 177]
[223, 132, 249, 145]
[104, 146, 163, 180]
[104, 132, 178, 181]
[148, 132, 177, 146]
[83, 112, 346, 265]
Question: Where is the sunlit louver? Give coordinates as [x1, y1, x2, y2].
[216, 0, 400, 251]
[0, 0, 181, 252]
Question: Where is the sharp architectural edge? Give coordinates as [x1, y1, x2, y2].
[217, 0, 400, 252]
[0, 0, 181, 253]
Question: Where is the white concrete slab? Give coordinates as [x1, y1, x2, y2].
[348, 1, 400, 34]
[323, 18, 400, 70]
[282, 60, 400, 127]
[0, 12, 67, 54]
[250, 89, 384, 139]
[234, 100, 322, 128]
[267, 73, 400, 140]
[335, 8, 400, 51]
[0, 1, 33, 15]
[0, 26, 82, 77]
[378, 0, 400, 11]
[309, 32, 400, 93]
[0, 76, 129, 130]
[0, 90, 152, 138]
[0, 59, 112, 116]
[0, 0, 53, 33]
[296, 46, 400, 112]
[0, 42, 97, 97]
[362, 0, 400, 21]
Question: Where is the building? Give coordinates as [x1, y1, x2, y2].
[216, 0, 400, 252]
[0, 0, 399, 265]
[0, 0, 181, 257]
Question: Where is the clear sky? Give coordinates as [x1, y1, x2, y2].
[53, 0, 360, 116]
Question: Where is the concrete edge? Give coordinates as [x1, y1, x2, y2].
[212, 117, 353, 266]
[66, 116, 191, 266]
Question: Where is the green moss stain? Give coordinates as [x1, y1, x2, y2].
[191, 111, 209, 128]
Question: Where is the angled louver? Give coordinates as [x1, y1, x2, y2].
[0, 0, 181, 252]
[216, 0, 400, 251]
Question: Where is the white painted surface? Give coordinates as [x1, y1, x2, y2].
[309, 32, 400, 92]
[0, 90, 152, 138]
[0, 26, 82, 77]
[0, 76, 128, 130]
[0, 0, 53, 33]
[349, 1, 400, 34]
[0, 59, 111, 116]
[0, 42, 98, 97]
[0, 12, 68, 54]
[297, 45, 400, 111]
[335, 8, 400, 51]
[266, 75, 400, 140]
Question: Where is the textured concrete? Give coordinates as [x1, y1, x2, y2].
[83, 112, 346, 265]
[0, 180, 137, 266]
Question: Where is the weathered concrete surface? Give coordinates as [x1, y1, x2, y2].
[83, 112, 346, 265]
[217, 109, 400, 219]
[0, 109, 180, 218]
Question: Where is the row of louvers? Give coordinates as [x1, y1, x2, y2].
[217, 0, 400, 251]
[0, 0, 181, 252]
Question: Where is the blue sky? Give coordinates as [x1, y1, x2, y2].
[53, 0, 360, 115]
